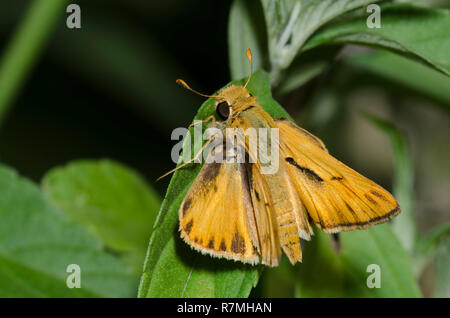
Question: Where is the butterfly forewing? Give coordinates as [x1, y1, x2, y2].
[275, 119, 400, 233]
[179, 137, 285, 266]
[179, 156, 260, 264]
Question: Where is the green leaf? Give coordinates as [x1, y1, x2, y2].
[366, 116, 416, 255]
[138, 70, 289, 298]
[340, 117, 420, 297]
[261, 257, 296, 297]
[228, 0, 267, 80]
[42, 159, 161, 273]
[434, 236, 450, 297]
[417, 222, 450, 256]
[415, 221, 450, 277]
[260, 0, 380, 84]
[304, 3, 450, 76]
[295, 231, 344, 297]
[345, 51, 450, 110]
[0, 164, 136, 297]
[340, 225, 421, 297]
[275, 46, 341, 95]
[294, 225, 421, 297]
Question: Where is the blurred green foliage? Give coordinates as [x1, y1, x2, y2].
[0, 164, 137, 297]
[42, 160, 161, 273]
[0, 0, 449, 298]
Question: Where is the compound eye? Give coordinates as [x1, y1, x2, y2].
[216, 101, 230, 120]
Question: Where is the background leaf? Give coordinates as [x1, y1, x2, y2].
[0, 164, 137, 297]
[293, 211, 420, 298]
[275, 214, 420, 298]
[415, 221, 450, 279]
[434, 236, 450, 297]
[295, 231, 344, 297]
[304, 3, 450, 76]
[366, 116, 416, 255]
[344, 51, 450, 110]
[275, 46, 341, 95]
[261, 0, 380, 83]
[340, 224, 421, 297]
[42, 159, 161, 272]
[228, 0, 267, 80]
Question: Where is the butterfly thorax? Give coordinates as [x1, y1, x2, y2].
[216, 85, 259, 118]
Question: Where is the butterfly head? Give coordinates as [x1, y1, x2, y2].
[176, 48, 254, 121]
[213, 85, 253, 120]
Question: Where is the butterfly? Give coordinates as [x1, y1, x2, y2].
[170, 49, 400, 267]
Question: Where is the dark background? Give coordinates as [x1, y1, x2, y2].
[0, 1, 231, 193]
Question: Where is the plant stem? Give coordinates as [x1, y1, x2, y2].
[0, 0, 69, 123]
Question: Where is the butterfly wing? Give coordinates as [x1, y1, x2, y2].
[246, 163, 282, 266]
[275, 118, 400, 233]
[179, 143, 281, 266]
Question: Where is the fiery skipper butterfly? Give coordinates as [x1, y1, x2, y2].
[170, 49, 400, 267]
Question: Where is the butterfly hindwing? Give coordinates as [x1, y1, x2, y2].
[246, 163, 282, 266]
[275, 118, 400, 233]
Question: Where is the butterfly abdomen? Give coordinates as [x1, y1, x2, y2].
[264, 170, 303, 264]
[277, 208, 303, 263]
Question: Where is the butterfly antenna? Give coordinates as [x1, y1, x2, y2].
[243, 48, 253, 88]
[176, 79, 217, 98]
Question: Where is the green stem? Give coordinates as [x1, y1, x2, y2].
[0, 0, 69, 123]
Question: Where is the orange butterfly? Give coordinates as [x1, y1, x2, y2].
[172, 49, 400, 267]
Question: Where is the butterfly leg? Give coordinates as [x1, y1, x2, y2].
[156, 133, 218, 181]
